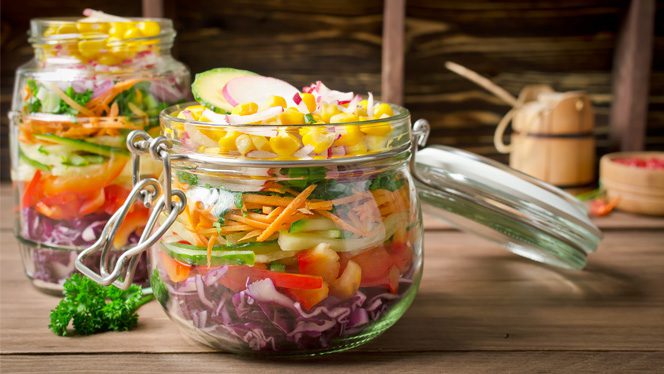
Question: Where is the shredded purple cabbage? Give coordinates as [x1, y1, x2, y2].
[164, 267, 407, 352]
[20, 207, 148, 286]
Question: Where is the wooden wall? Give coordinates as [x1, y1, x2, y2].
[2, 0, 663, 181]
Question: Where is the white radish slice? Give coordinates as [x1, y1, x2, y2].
[202, 109, 230, 125]
[222, 76, 300, 108]
[293, 145, 315, 158]
[227, 106, 284, 125]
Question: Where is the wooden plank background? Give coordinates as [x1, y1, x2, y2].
[2, 0, 664, 181]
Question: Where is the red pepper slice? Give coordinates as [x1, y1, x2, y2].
[22, 170, 43, 208]
[219, 265, 324, 292]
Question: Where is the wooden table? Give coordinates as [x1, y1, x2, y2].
[1, 184, 663, 373]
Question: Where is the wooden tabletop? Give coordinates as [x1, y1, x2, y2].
[1, 184, 663, 373]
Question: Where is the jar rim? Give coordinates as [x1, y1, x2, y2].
[160, 102, 411, 128]
[28, 17, 176, 46]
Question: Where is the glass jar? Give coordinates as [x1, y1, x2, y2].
[76, 104, 602, 356]
[9, 16, 190, 294]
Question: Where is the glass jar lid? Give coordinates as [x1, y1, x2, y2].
[413, 132, 602, 269]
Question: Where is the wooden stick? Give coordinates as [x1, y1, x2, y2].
[381, 0, 405, 105]
[445, 61, 518, 107]
[142, 0, 164, 18]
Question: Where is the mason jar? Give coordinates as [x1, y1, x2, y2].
[9, 16, 190, 294]
[75, 104, 601, 356]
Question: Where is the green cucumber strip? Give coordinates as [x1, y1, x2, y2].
[289, 217, 337, 233]
[268, 262, 286, 272]
[19, 147, 51, 171]
[61, 154, 107, 167]
[162, 243, 256, 266]
[34, 134, 129, 157]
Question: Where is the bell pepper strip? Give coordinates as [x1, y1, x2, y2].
[112, 205, 149, 249]
[159, 251, 192, 283]
[103, 184, 131, 215]
[78, 189, 106, 216]
[35, 192, 83, 220]
[287, 282, 329, 310]
[219, 265, 324, 292]
[22, 170, 44, 208]
[42, 157, 128, 196]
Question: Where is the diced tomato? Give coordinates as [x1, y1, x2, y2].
[79, 189, 106, 216]
[330, 260, 361, 299]
[160, 251, 191, 283]
[103, 184, 131, 215]
[36, 192, 83, 220]
[42, 158, 127, 196]
[219, 266, 324, 292]
[22, 170, 44, 208]
[389, 242, 413, 273]
[350, 246, 394, 283]
[112, 205, 149, 248]
[287, 282, 329, 310]
[297, 243, 340, 283]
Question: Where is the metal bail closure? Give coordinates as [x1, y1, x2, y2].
[75, 131, 187, 289]
[409, 119, 602, 270]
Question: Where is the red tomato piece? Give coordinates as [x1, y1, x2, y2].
[22, 170, 44, 208]
[42, 158, 127, 196]
[103, 184, 131, 215]
[218, 266, 324, 292]
[287, 282, 329, 310]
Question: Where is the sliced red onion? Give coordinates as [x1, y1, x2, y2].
[317, 81, 354, 103]
[331, 146, 346, 156]
[228, 106, 283, 125]
[247, 150, 278, 159]
[202, 109, 230, 125]
[246, 279, 294, 309]
[92, 80, 113, 98]
[367, 92, 375, 116]
[341, 95, 361, 114]
[293, 145, 315, 158]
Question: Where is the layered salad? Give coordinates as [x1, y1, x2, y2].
[153, 68, 421, 353]
[13, 10, 189, 287]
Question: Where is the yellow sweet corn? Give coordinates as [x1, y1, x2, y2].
[300, 93, 316, 112]
[235, 134, 256, 155]
[265, 95, 287, 108]
[77, 38, 106, 59]
[57, 24, 78, 34]
[278, 108, 305, 125]
[231, 102, 258, 115]
[123, 26, 142, 39]
[108, 22, 129, 38]
[184, 105, 206, 120]
[373, 103, 393, 118]
[365, 135, 388, 151]
[319, 103, 341, 123]
[97, 54, 120, 66]
[76, 22, 108, 33]
[333, 125, 363, 147]
[360, 122, 392, 136]
[137, 21, 160, 37]
[200, 127, 226, 142]
[218, 131, 240, 152]
[329, 113, 358, 124]
[302, 128, 335, 154]
[346, 141, 368, 156]
[269, 131, 301, 157]
[250, 135, 271, 151]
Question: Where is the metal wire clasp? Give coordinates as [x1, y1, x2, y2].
[75, 130, 187, 289]
[409, 119, 431, 183]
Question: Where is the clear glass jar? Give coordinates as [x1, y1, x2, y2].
[9, 17, 190, 294]
[76, 103, 601, 356]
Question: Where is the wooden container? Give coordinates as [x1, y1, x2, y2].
[496, 88, 596, 190]
[600, 152, 664, 216]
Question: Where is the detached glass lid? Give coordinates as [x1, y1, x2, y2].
[412, 120, 602, 270]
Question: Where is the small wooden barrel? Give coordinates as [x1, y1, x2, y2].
[495, 89, 595, 191]
[600, 152, 664, 216]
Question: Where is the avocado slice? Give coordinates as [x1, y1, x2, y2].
[191, 67, 258, 113]
[33, 134, 128, 157]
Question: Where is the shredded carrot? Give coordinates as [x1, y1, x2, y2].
[316, 210, 365, 236]
[243, 194, 294, 207]
[238, 229, 262, 242]
[257, 185, 317, 242]
[227, 214, 269, 229]
[109, 102, 119, 117]
[45, 83, 96, 117]
[262, 206, 274, 214]
[245, 212, 272, 223]
[267, 206, 284, 221]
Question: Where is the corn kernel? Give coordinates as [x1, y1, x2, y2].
[373, 103, 394, 118]
[365, 135, 387, 151]
[279, 108, 305, 125]
[346, 141, 368, 155]
[123, 27, 142, 39]
[269, 131, 301, 157]
[200, 128, 226, 142]
[231, 102, 258, 115]
[97, 54, 120, 65]
[235, 134, 256, 155]
[329, 113, 358, 124]
[360, 122, 392, 136]
[250, 135, 271, 151]
[319, 103, 341, 123]
[57, 24, 78, 34]
[218, 131, 240, 152]
[76, 22, 108, 33]
[333, 125, 363, 147]
[300, 93, 317, 113]
[108, 22, 129, 38]
[137, 21, 160, 37]
[184, 105, 206, 120]
[78, 39, 106, 59]
[44, 25, 59, 37]
[265, 95, 287, 108]
[358, 99, 368, 110]
[302, 128, 335, 154]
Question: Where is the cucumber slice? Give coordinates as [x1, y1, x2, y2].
[162, 242, 256, 266]
[191, 68, 258, 113]
[34, 134, 129, 157]
[289, 217, 337, 233]
[61, 154, 106, 167]
[18, 147, 51, 171]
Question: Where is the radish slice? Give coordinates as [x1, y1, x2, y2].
[315, 81, 354, 104]
[342, 95, 361, 114]
[202, 109, 230, 125]
[247, 150, 278, 159]
[222, 76, 300, 108]
[228, 106, 283, 125]
[367, 92, 374, 116]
